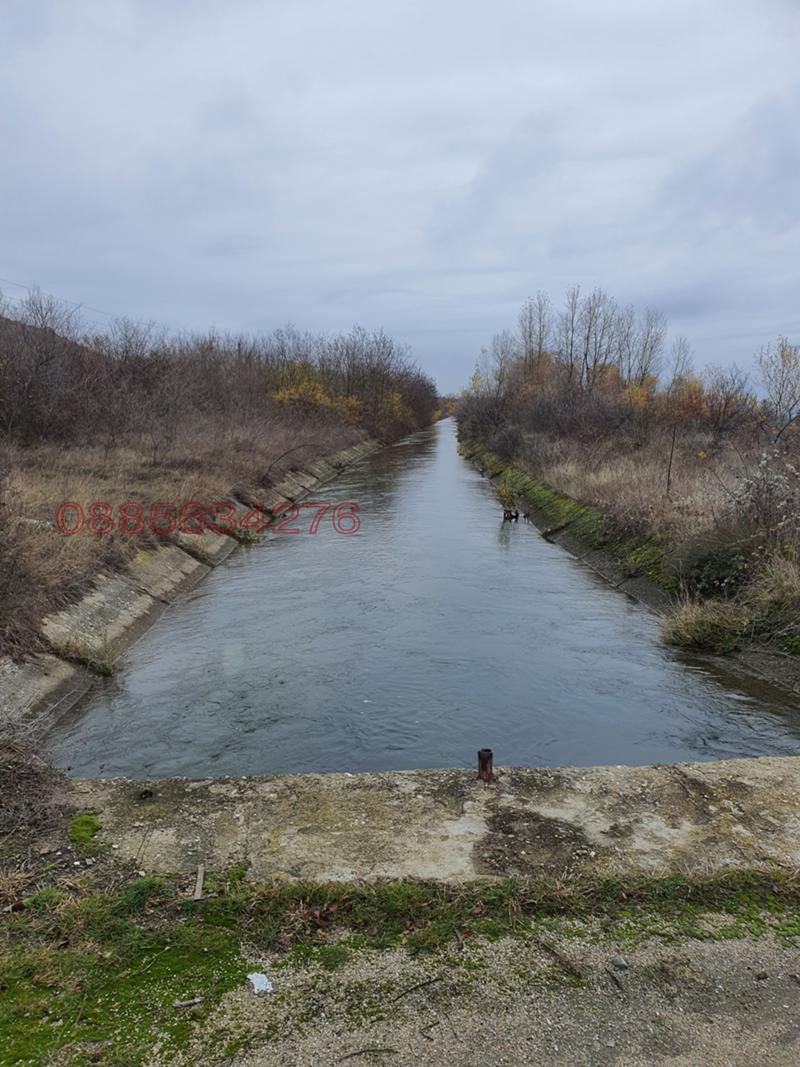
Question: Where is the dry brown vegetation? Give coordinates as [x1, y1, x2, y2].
[0, 292, 438, 658]
[458, 286, 800, 659]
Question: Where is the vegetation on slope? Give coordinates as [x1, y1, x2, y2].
[458, 286, 800, 660]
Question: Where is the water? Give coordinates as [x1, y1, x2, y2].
[44, 419, 800, 777]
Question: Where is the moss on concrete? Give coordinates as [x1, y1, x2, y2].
[465, 443, 672, 589]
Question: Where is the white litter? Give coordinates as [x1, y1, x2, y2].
[247, 972, 274, 995]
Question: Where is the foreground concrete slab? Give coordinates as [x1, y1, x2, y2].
[71, 756, 800, 881]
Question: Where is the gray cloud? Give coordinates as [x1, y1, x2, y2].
[1, 0, 799, 388]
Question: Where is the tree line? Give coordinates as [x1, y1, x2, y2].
[459, 285, 800, 452]
[0, 290, 439, 452]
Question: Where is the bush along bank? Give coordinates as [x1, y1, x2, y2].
[460, 438, 800, 688]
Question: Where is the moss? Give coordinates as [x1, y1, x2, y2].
[67, 812, 102, 856]
[787, 634, 800, 655]
[230, 527, 261, 545]
[0, 894, 245, 1065]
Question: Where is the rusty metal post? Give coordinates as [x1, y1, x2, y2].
[477, 748, 493, 783]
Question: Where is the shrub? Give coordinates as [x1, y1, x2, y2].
[665, 527, 758, 599]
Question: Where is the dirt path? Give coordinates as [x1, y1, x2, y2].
[165, 932, 800, 1066]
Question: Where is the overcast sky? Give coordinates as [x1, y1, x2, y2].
[2, 0, 799, 390]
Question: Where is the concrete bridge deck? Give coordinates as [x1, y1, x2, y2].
[69, 756, 800, 881]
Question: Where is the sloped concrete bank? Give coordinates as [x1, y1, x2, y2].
[69, 756, 800, 882]
[0, 440, 379, 735]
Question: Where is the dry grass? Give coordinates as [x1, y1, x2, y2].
[744, 552, 800, 635]
[0, 414, 360, 658]
[520, 431, 736, 542]
[662, 598, 750, 655]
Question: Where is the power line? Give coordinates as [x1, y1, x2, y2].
[0, 273, 159, 330]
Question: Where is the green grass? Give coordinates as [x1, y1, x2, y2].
[67, 813, 102, 857]
[4, 867, 800, 1065]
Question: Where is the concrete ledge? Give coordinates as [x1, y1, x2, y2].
[171, 527, 237, 565]
[272, 474, 308, 501]
[71, 756, 800, 882]
[303, 460, 337, 483]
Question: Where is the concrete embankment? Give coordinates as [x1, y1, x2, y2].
[0, 440, 379, 734]
[67, 756, 800, 882]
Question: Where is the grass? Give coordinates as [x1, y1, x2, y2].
[3, 865, 800, 1064]
[662, 599, 750, 655]
[67, 813, 102, 857]
[464, 438, 800, 656]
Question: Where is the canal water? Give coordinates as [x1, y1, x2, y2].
[44, 418, 800, 777]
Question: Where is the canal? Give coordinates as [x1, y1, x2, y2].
[44, 418, 800, 777]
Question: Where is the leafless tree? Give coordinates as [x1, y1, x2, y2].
[665, 334, 693, 394]
[557, 285, 581, 385]
[757, 336, 800, 443]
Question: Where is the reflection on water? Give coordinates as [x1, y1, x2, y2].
[44, 419, 800, 778]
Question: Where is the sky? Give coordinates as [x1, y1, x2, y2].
[1, 0, 799, 391]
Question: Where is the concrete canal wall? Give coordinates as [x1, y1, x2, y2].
[0, 440, 379, 734]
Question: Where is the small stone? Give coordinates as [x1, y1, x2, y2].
[606, 1039, 616, 1048]
[610, 954, 629, 970]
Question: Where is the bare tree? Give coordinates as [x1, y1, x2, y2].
[703, 364, 752, 438]
[633, 308, 666, 385]
[557, 285, 581, 385]
[518, 298, 536, 372]
[757, 336, 800, 443]
[665, 334, 693, 394]
[518, 291, 552, 373]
